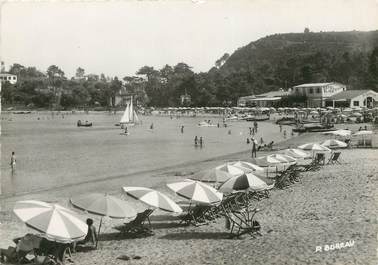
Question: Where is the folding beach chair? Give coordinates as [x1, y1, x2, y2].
[223, 207, 262, 238]
[121, 209, 154, 237]
[314, 153, 325, 165]
[327, 151, 341, 165]
[179, 204, 215, 226]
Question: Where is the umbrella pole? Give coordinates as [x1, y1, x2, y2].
[96, 217, 103, 249]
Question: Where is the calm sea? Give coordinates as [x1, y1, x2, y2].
[1, 112, 289, 197]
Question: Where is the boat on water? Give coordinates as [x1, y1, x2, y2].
[198, 121, 217, 127]
[245, 115, 270, 122]
[77, 120, 93, 127]
[118, 97, 140, 126]
[292, 123, 334, 133]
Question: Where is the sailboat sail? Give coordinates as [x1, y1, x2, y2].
[120, 96, 140, 124]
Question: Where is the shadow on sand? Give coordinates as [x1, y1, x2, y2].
[160, 232, 231, 240]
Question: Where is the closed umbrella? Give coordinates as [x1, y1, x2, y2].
[167, 179, 223, 205]
[321, 139, 347, 148]
[70, 193, 137, 247]
[14, 200, 87, 243]
[123, 187, 182, 213]
[218, 173, 271, 193]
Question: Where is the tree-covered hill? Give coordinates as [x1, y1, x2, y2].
[217, 30, 378, 95]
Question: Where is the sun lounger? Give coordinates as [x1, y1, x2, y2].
[223, 207, 261, 238]
[327, 151, 342, 165]
[121, 209, 154, 236]
[179, 204, 215, 226]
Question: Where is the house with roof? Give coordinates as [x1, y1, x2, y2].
[291, 82, 346, 107]
[325, 89, 378, 108]
[237, 89, 289, 107]
[0, 73, 17, 84]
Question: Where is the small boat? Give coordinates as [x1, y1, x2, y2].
[198, 121, 216, 127]
[77, 121, 93, 127]
[292, 123, 334, 133]
[245, 115, 270, 122]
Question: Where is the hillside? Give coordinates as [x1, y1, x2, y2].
[216, 30, 378, 95]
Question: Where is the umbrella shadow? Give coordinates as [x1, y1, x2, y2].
[150, 222, 187, 230]
[98, 231, 152, 241]
[160, 232, 231, 240]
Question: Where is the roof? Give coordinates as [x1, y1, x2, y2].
[248, 97, 282, 101]
[257, 90, 289, 98]
[327, 90, 375, 101]
[0, 73, 16, 76]
[294, 82, 333, 88]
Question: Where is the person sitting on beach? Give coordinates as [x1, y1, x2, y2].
[73, 219, 97, 251]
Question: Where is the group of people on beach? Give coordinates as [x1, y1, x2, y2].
[194, 136, 204, 148]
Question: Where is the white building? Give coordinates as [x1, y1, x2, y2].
[292, 82, 346, 107]
[326, 89, 378, 108]
[237, 89, 289, 107]
[0, 73, 17, 84]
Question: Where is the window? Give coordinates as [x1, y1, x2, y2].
[353, 101, 359, 106]
[309, 88, 314, 94]
[316, 88, 320, 93]
[13, 76, 16, 80]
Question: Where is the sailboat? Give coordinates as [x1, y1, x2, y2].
[120, 97, 140, 126]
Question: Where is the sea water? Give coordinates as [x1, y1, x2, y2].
[0, 112, 290, 196]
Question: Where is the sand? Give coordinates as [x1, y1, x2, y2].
[1, 130, 377, 265]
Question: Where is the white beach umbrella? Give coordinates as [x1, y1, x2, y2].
[298, 143, 331, 152]
[167, 179, 223, 205]
[190, 168, 234, 183]
[123, 187, 182, 213]
[230, 161, 265, 174]
[218, 173, 271, 193]
[215, 164, 246, 176]
[14, 200, 87, 243]
[269, 154, 297, 164]
[353, 130, 373, 136]
[323, 129, 351, 137]
[252, 155, 283, 167]
[321, 139, 347, 148]
[282, 148, 311, 159]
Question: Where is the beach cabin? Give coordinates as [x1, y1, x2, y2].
[326, 90, 378, 109]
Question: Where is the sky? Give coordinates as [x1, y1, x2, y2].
[1, 0, 378, 78]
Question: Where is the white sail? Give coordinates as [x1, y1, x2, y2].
[120, 103, 131, 124]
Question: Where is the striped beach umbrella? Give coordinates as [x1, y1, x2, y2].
[321, 139, 347, 149]
[123, 187, 182, 213]
[70, 193, 136, 219]
[189, 168, 233, 183]
[218, 173, 271, 193]
[167, 179, 223, 205]
[14, 200, 87, 243]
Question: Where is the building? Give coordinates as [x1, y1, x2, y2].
[237, 89, 289, 107]
[291, 82, 346, 107]
[326, 89, 378, 108]
[0, 73, 17, 84]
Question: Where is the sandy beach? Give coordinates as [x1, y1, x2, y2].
[1, 128, 377, 265]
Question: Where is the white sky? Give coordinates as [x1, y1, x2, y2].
[1, 0, 378, 78]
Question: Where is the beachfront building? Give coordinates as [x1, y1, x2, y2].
[325, 89, 378, 108]
[291, 82, 346, 107]
[237, 89, 289, 107]
[0, 73, 17, 84]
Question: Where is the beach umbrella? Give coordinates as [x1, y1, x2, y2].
[215, 164, 246, 176]
[353, 130, 373, 136]
[230, 161, 265, 175]
[14, 200, 87, 243]
[252, 155, 283, 167]
[70, 193, 137, 247]
[321, 139, 347, 148]
[218, 173, 271, 193]
[323, 129, 351, 137]
[282, 148, 311, 159]
[189, 168, 234, 183]
[123, 187, 182, 213]
[167, 179, 223, 205]
[269, 154, 297, 164]
[298, 143, 331, 152]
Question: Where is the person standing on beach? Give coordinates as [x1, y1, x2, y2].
[150, 123, 154, 130]
[254, 121, 258, 133]
[279, 124, 282, 132]
[251, 138, 257, 158]
[194, 136, 198, 147]
[283, 130, 287, 139]
[260, 137, 264, 145]
[181, 125, 184, 134]
[10, 152, 16, 171]
[199, 137, 203, 148]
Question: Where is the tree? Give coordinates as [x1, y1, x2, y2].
[304, 27, 310, 34]
[75, 67, 85, 79]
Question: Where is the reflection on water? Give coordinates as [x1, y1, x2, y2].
[1, 112, 290, 196]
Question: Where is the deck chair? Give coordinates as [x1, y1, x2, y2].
[179, 204, 215, 226]
[121, 209, 154, 236]
[314, 153, 325, 165]
[223, 207, 261, 238]
[327, 152, 341, 165]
